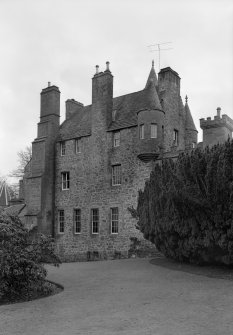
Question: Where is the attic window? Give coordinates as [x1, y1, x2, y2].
[60, 141, 66, 156]
[173, 129, 178, 146]
[112, 110, 117, 121]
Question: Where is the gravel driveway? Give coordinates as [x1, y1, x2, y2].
[0, 258, 232, 335]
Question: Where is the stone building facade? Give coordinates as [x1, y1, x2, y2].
[21, 61, 224, 261]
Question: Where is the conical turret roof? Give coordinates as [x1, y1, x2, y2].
[0, 181, 11, 207]
[143, 76, 162, 111]
[145, 60, 158, 90]
[185, 96, 197, 132]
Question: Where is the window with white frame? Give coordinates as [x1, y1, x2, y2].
[92, 209, 99, 234]
[112, 164, 121, 185]
[58, 210, 65, 233]
[173, 129, 178, 146]
[75, 138, 81, 153]
[151, 123, 158, 138]
[61, 172, 70, 190]
[60, 141, 66, 156]
[111, 207, 119, 234]
[139, 124, 144, 139]
[113, 131, 120, 147]
[74, 209, 81, 234]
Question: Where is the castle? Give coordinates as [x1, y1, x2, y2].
[16, 62, 233, 261]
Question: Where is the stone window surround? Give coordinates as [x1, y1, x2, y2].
[60, 141, 66, 156]
[173, 129, 179, 146]
[139, 124, 144, 139]
[111, 207, 119, 234]
[74, 208, 81, 234]
[91, 208, 99, 234]
[58, 209, 65, 234]
[112, 164, 122, 186]
[61, 171, 70, 190]
[75, 138, 81, 154]
[151, 123, 158, 138]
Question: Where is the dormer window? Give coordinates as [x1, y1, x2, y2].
[139, 124, 144, 139]
[113, 131, 120, 147]
[60, 141, 66, 156]
[173, 129, 178, 146]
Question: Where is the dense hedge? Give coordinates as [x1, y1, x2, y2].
[135, 140, 233, 265]
[0, 213, 60, 302]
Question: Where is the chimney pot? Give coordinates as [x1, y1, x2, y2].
[95, 65, 99, 74]
[217, 107, 221, 118]
[48, 82, 51, 87]
[106, 61, 110, 71]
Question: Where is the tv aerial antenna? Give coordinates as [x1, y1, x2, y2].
[148, 42, 173, 70]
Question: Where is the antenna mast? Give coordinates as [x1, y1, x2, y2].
[148, 42, 173, 70]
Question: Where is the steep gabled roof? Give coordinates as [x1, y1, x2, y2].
[59, 64, 163, 139]
[0, 182, 11, 207]
[109, 80, 163, 131]
[185, 96, 197, 132]
[58, 105, 92, 141]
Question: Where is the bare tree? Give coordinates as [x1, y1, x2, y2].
[10, 145, 32, 179]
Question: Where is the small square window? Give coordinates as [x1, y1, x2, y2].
[75, 139, 81, 153]
[61, 172, 70, 190]
[113, 131, 120, 147]
[139, 124, 144, 139]
[151, 123, 157, 138]
[111, 207, 119, 234]
[92, 209, 99, 234]
[112, 165, 121, 185]
[173, 129, 178, 146]
[58, 210, 65, 234]
[74, 209, 81, 234]
[60, 142, 66, 156]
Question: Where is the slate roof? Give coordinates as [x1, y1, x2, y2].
[4, 203, 26, 216]
[185, 101, 197, 132]
[0, 182, 11, 207]
[58, 105, 92, 141]
[145, 62, 158, 89]
[109, 80, 162, 131]
[58, 73, 163, 140]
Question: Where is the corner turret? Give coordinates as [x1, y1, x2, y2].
[200, 107, 233, 148]
[137, 68, 165, 162]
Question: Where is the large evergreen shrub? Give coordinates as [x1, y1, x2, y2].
[0, 212, 60, 302]
[135, 140, 233, 265]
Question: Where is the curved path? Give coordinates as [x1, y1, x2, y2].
[0, 258, 232, 335]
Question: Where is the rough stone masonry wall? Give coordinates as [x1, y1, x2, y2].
[54, 126, 156, 261]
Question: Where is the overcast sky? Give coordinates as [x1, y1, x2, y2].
[0, 0, 232, 181]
